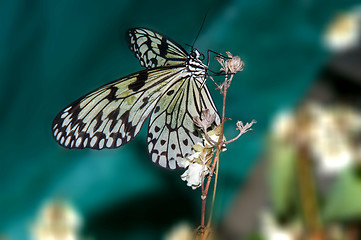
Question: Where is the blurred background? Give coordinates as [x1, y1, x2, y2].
[0, 0, 360, 239]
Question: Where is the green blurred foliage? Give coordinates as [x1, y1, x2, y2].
[268, 137, 297, 219]
[323, 167, 361, 222]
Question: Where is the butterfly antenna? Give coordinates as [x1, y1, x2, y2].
[191, 10, 209, 48]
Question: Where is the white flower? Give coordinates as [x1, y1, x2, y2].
[177, 149, 201, 169]
[178, 142, 209, 190]
[179, 124, 228, 189]
[181, 161, 209, 190]
[179, 138, 214, 190]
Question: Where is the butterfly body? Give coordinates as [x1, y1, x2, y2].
[53, 28, 220, 170]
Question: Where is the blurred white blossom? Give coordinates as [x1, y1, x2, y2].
[308, 104, 354, 175]
[271, 110, 294, 140]
[261, 210, 301, 240]
[324, 8, 361, 52]
[271, 103, 361, 175]
[164, 222, 193, 240]
[31, 200, 82, 240]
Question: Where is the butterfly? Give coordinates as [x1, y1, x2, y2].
[52, 27, 220, 170]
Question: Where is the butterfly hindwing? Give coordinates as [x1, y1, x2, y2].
[127, 28, 188, 68]
[52, 67, 184, 150]
[147, 75, 220, 170]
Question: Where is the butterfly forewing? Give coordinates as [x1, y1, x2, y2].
[127, 28, 188, 68]
[52, 67, 184, 150]
[147, 75, 220, 169]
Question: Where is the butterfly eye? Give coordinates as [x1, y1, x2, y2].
[190, 51, 196, 58]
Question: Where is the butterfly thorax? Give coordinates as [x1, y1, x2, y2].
[186, 48, 207, 76]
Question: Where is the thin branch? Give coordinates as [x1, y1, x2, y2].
[207, 149, 220, 227]
[224, 120, 257, 144]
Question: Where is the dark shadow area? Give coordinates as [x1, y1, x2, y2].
[84, 146, 200, 239]
[308, 47, 361, 106]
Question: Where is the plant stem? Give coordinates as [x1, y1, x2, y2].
[296, 144, 324, 240]
[207, 149, 220, 227]
[201, 192, 206, 226]
[199, 74, 230, 239]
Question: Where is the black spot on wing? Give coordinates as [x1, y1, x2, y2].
[93, 112, 103, 131]
[121, 110, 131, 130]
[105, 107, 120, 132]
[128, 71, 148, 91]
[119, 110, 137, 140]
[139, 97, 149, 109]
[158, 37, 168, 57]
[148, 132, 153, 139]
[108, 108, 119, 121]
[145, 37, 152, 49]
[106, 86, 118, 100]
[154, 106, 160, 113]
[150, 58, 158, 66]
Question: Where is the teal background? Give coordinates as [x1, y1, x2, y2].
[0, 0, 359, 239]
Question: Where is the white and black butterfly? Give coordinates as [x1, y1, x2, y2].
[52, 28, 220, 170]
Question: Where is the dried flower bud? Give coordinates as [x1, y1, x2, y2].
[193, 109, 216, 129]
[216, 52, 244, 74]
[224, 52, 244, 74]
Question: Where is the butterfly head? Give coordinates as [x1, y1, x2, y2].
[190, 48, 205, 61]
